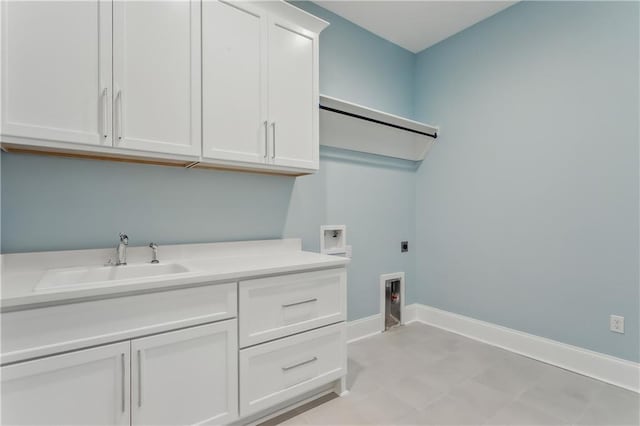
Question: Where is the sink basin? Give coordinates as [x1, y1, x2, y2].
[35, 263, 191, 291]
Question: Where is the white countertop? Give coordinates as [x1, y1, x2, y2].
[0, 239, 350, 310]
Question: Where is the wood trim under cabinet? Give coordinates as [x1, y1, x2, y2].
[0, 144, 311, 176]
[1, 144, 191, 168]
[192, 161, 310, 177]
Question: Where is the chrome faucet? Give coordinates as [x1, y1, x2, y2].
[149, 243, 159, 264]
[116, 233, 128, 266]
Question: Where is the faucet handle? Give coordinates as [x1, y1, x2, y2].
[149, 242, 159, 264]
[119, 233, 128, 245]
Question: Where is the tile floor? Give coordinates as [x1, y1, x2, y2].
[262, 323, 639, 425]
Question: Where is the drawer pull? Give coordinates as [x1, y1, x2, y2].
[263, 120, 269, 158]
[282, 298, 317, 308]
[282, 356, 318, 371]
[137, 349, 142, 407]
[121, 353, 125, 413]
[102, 88, 108, 138]
[115, 89, 123, 141]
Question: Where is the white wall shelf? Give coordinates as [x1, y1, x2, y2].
[319, 95, 439, 161]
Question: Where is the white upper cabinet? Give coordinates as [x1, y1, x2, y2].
[113, 1, 201, 157]
[267, 17, 318, 170]
[202, 1, 267, 164]
[1, 0, 112, 146]
[201, 1, 327, 173]
[131, 321, 238, 426]
[0, 1, 327, 173]
[1, 342, 130, 426]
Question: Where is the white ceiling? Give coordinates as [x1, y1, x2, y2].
[314, 1, 517, 53]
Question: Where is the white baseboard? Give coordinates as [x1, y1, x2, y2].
[347, 313, 382, 343]
[403, 303, 639, 393]
[404, 304, 418, 323]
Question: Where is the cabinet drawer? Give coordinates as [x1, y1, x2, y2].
[239, 269, 346, 347]
[2, 283, 237, 364]
[239, 323, 346, 416]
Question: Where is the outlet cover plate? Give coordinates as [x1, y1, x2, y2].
[610, 315, 625, 334]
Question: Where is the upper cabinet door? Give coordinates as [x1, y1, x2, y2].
[1, 0, 112, 146]
[267, 17, 319, 170]
[131, 320, 238, 426]
[113, 1, 200, 157]
[202, 1, 267, 164]
[1, 342, 130, 426]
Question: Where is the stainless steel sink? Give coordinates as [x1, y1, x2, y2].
[35, 263, 190, 291]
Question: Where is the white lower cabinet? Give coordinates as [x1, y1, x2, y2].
[1, 267, 347, 425]
[239, 322, 347, 417]
[1, 342, 130, 426]
[1, 321, 238, 426]
[131, 320, 238, 426]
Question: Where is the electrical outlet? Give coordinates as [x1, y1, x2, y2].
[401, 241, 408, 252]
[610, 315, 624, 334]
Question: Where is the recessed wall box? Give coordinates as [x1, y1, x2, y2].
[320, 225, 347, 255]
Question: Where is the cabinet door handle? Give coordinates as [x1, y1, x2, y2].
[263, 120, 268, 159]
[115, 90, 123, 141]
[121, 353, 125, 413]
[137, 349, 142, 408]
[282, 298, 317, 308]
[271, 122, 276, 159]
[102, 88, 108, 139]
[282, 356, 317, 371]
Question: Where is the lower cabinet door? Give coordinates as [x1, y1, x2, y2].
[131, 320, 238, 426]
[1, 342, 130, 426]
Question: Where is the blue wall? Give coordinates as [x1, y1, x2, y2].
[292, 1, 415, 118]
[0, 1, 418, 322]
[413, 1, 639, 362]
[284, 148, 417, 320]
[1, 153, 295, 252]
[2, 1, 637, 360]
